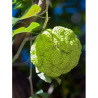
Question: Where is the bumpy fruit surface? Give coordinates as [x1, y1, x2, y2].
[30, 26, 82, 77]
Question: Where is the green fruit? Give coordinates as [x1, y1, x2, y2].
[30, 26, 82, 77]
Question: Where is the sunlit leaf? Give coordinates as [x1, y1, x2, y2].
[12, 22, 40, 37]
[12, 0, 17, 4]
[20, 4, 41, 20]
[12, 17, 20, 26]
[12, 30, 16, 45]
[12, 4, 42, 26]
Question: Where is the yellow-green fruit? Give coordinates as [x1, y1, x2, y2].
[30, 26, 82, 77]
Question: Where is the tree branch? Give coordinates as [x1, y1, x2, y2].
[12, 35, 37, 63]
[38, 0, 44, 7]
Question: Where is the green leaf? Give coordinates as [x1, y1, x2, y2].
[29, 97, 40, 98]
[20, 1, 31, 15]
[12, 17, 20, 26]
[12, 31, 16, 45]
[33, 95, 40, 98]
[30, 89, 49, 98]
[37, 73, 52, 83]
[36, 89, 43, 94]
[53, 77, 61, 85]
[12, 4, 41, 24]
[33, 89, 49, 98]
[38, 92, 49, 98]
[12, 22, 40, 37]
[12, 0, 17, 4]
[20, 4, 41, 20]
[14, 1, 25, 10]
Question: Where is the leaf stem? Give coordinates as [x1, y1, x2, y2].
[42, 0, 50, 31]
[31, 0, 33, 5]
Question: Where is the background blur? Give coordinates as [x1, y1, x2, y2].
[12, 0, 85, 98]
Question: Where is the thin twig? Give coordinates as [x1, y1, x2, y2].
[38, 9, 46, 16]
[29, 33, 33, 98]
[12, 59, 30, 66]
[12, 36, 27, 63]
[31, 0, 33, 5]
[12, 35, 37, 63]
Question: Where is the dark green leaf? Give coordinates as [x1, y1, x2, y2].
[53, 77, 61, 85]
[37, 73, 52, 83]
[30, 89, 49, 98]
[20, 1, 31, 15]
[38, 92, 49, 98]
[14, 1, 25, 10]
[33, 90, 49, 98]
[29, 97, 40, 98]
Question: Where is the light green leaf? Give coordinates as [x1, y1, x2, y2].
[12, 22, 40, 37]
[36, 89, 43, 94]
[12, 31, 16, 45]
[20, 4, 41, 20]
[12, 0, 17, 4]
[12, 17, 20, 26]
[12, 4, 41, 26]
[37, 73, 52, 83]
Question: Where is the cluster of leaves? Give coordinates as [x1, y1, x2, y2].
[12, 4, 41, 44]
[12, 0, 32, 15]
